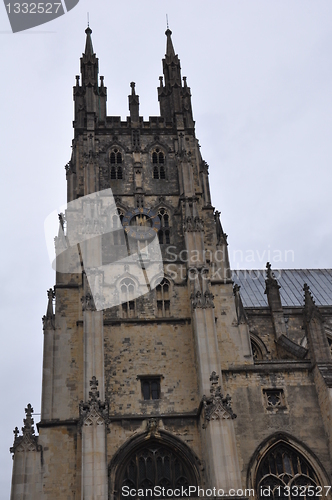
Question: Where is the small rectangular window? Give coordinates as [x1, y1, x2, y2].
[139, 377, 161, 400]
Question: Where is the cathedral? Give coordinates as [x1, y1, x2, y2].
[10, 27, 332, 499]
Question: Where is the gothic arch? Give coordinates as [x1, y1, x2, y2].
[247, 433, 330, 497]
[249, 332, 269, 361]
[109, 430, 201, 500]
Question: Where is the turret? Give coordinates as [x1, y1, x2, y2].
[158, 29, 194, 128]
[73, 27, 107, 131]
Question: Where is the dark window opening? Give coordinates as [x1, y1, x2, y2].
[256, 443, 319, 500]
[141, 378, 161, 400]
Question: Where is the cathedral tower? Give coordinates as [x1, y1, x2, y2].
[10, 28, 332, 500]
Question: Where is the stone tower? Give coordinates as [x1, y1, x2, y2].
[10, 28, 332, 500]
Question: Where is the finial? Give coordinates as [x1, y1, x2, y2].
[166, 13, 169, 29]
[87, 12, 89, 27]
[130, 81, 136, 95]
[159, 76, 163, 88]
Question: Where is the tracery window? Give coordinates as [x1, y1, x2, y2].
[121, 278, 136, 318]
[156, 279, 170, 318]
[251, 340, 263, 361]
[119, 441, 197, 499]
[110, 148, 123, 180]
[152, 148, 166, 179]
[158, 209, 170, 244]
[256, 443, 319, 500]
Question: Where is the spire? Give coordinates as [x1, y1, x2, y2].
[80, 26, 99, 88]
[165, 28, 176, 57]
[128, 82, 140, 123]
[158, 28, 194, 128]
[84, 26, 93, 57]
[42, 288, 55, 330]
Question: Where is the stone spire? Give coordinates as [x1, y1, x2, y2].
[73, 27, 107, 130]
[42, 288, 55, 330]
[128, 81, 140, 123]
[158, 28, 194, 127]
[81, 26, 98, 87]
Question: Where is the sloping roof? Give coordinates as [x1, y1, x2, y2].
[233, 269, 332, 308]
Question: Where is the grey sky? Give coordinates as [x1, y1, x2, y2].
[1, 0, 331, 496]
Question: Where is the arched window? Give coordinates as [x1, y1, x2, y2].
[117, 440, 197, 499]
[121, 278, 135, 318]
[256, 443, 319, 499]
[158, 209, 170, 244]
[156, 279, 170, 318]
[152, 148, 166, 179]
[251, 340, 263, 361]
[110, 148, 123, 180]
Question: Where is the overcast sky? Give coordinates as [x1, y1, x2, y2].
[1, 0, 331, 496]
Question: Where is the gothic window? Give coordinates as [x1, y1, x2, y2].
[140, 377, 161, 400]
[263, 389, 286, 409]
[152, 148, 166, 179]
[158, 209, 170, 244]
[156, 279, 170, 318]
[121, 278, 136, 318]
[118, 441, 197, 499]
[256, 443, 319, 500]
[110, 148, 123, 180]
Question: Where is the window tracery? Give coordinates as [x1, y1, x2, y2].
[158, 209, 170, 244]
[119, 441, 196, 499]
[110, 148, 123, 180]
[256, 443, 319, 500]
[156, 279, 170, 318]
[121, 278, 136, 318]
[152, 148, 166, 179]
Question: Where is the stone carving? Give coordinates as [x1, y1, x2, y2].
[81, 293, 95, 311]
[183, 216, 204, 232]
[147, 418, 159, 435]
[10, 404, 41, 454]
[79, 377, 109, 429]
[202, 374, 236, 428]
[191, 290, 215, 309]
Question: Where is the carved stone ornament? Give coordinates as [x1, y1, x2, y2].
[183, 216, 204, 233]
[79, 377, 109, 429]
[202, 375, 236, 428]
[10, 404, 41, 455]
[147, 418, 159, 435]
[191, 290, 215, 309]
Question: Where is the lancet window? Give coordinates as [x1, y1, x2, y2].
[121, 278, 136, 318]
[158, 208, 170, 244]
[152, 148, 166, 179]
[156, 279, 170, 318]
[110, 148, 123, 180]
